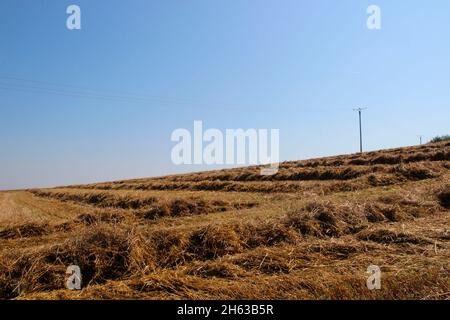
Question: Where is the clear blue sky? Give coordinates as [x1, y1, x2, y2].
[1, 0, 449, 190]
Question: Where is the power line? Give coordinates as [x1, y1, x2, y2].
[0, 75, 236, 109]
[353, 107, 367, 153]
[0, 81, 168, 104]
[0, 75, 357, 113]
[0, 75, 204, 104]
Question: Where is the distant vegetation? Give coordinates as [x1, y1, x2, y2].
[430, 135, 450, 143]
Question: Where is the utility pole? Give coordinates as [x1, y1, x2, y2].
[418, 135, 423, 145]
[353, 107, 367, 153]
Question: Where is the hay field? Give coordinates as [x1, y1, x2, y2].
[0, 142, 449, 300]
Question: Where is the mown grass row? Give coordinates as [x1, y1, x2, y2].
[2, 185, 447, 299]
[62, 162, 447, 193]
[30, 189, 258, 219]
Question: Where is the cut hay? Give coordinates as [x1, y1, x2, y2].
[357, 229, 432, 245]
[184, 261, 245, 279]
[437, 188, 450, 209]
[0, 223, 50, 240]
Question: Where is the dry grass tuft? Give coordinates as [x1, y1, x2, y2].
[149, 230, 190, 267]
[357, 229, 432, 245]
[188, 225, 243, 260]
[0, 223, 50, 240]
[44, 225, 132, 285]
[76, 210, 125, 225]
[184, 261, 245, 279]
[437, 187, 450, 209]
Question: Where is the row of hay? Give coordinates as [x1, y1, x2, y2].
[0, 218, 295, 298]
[133, 160, 446, 183]
[0, 224, 139, 299]
[158, 141, 448, 176]
[0, 221, 289, 298]
[31, 189, 257, 218]
[347, 150, 450, 166]
[134, 199, 256, 220]
[160, 166, 373, 182]
[1, 186, 445, 299]
[5, 181, 444, 242]
[62, 141, 448, 191]
[30, 190, 158, 209]
[0, 208, 130, 241]
[67, 162, 447, 194]
[122, 190, 445, 268]
[0, 223, 50, 240]
[184, 240, 380, 278]
[129, 265, 449, 300]
[13, 238, 449, 300]
[0, 213, 319, 298]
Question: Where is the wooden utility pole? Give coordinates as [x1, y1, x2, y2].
[353, 107, 367, 153]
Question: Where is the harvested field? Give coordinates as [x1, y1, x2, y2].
[0, 141, 449, 300]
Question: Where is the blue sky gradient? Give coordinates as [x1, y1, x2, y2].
[1, 0, 449, 189]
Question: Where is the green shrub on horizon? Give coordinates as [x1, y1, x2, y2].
[429, 135, 450, 143]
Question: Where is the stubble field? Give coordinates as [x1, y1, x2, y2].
[0, 141, 449, 300]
